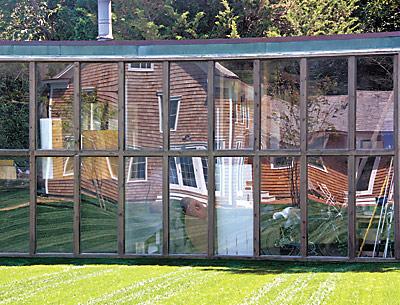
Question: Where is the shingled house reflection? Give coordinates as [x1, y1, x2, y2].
[35, 57, 394, 257]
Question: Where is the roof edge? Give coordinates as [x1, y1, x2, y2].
[0, 31, 399, 46]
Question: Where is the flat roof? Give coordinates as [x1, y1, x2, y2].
[0, 31, 399, 60]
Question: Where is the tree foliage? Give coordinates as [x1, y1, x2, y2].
[0, 0, 398, 40]
[356, 0, 400, 33]
[268, 0, 360, 36]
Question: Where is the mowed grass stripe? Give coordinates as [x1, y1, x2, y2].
[109, 267, 201, 305]
[239, 274, 292, 305]
[0, 266, 115, 305]
[162, 268, 232, 305]
[137, 270, 220, 305]
[264, 273, 317, 305]
[0, 265, 80, 291]
[327, 267, 400, 305]
[0, 265, 70, 285]
[167, 267, 285, 305]
[84, 266, 186, 305]
[307, 273, 340, 305]
[22, 265, 167, 305]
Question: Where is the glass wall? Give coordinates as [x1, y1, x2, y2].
[125, 62, 163, 150]
[37, 63, 74, 150]
[215, 61, 254, 150]
[170, 62, 208, 150]
[215, 157, 253, 256]
[0, 54, 397, 260]
[356, 156, 394, 258]
[169, 156, 208, 254]
[261, 59, 300, 149]
[0, 63, 29, 149]
[81, 63, 118, 150]
[36, 157, 74, 253]
[356, 56, 394, 150]
[308, 58, 348, 149]
[125, 157, 162, 254]
[80, 157, 118, 253]
[307, 156, 348, 256]
[260, 157, 301, 255]
[0, 157, 29, 252]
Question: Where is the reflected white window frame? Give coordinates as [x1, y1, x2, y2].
[356, 156, 380, 195]
[308, 157, 328, 173]
[235, 103, 240, 123]
[81, 87, 99, 131]
[245, 100, 250, 129]
[63, 157, 74, 176]
[106, 157, 118, 180]
[127, 62, 154, 72]
[237, 157, 244, 195]
[170, 156, 207, 195]
[215, 157, 229, 198]
[158, 95, 181, 132]
[127, 157, 147, 183]
[270, 156, 294, 169]
[215, 139, 225, 150]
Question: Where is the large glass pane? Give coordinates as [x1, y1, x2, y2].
[169, 62, 208, 150]
[80, 157, 118, 253]
[308, 58, 348, 149]
[214, 61, 254, 150]
[36, 157, 73, 253]
[125, 62, 163, 150]
[169, 156, 208, 254]
[356, 155, 394, 258]
[356, 56, 393, 150]
[81, 63, 118, 150]
[0, 157, 29, 252]
[260, 157, 300, 256]
[307, 156, 348, 256]
[37, 63, 74, 150]
[261, 59, 300, 149]
[0, 63, 29, 149]
[125, 157, 162, 254]
[215, 157, 253, 255]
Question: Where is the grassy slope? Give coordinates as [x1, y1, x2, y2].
[0, 258, 399, 305]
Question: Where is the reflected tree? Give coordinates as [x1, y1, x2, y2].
[0, 64, 29, 149]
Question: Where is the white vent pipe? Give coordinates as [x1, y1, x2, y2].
[98, 0, 113, 40]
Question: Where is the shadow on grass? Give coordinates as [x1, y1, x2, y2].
[1, 257, 400, 275]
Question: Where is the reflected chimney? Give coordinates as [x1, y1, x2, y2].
[97, 0, 113, 41]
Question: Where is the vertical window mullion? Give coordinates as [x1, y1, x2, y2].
[394, 54, 400, 259]
[207, 60, 215, 257]
[300, 58, 308, 257]
[29, 62, 37, 256]
[73, 62, 81, 256]
[253, 59, 261, 257]
[162, 61, 170, 255]
[348, 56, 357, 259]
[118, 61, 125, 256]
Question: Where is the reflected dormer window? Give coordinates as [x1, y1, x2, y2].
[128, 62, 154, 71]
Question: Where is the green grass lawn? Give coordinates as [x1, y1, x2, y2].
[0, 258, 400, 305]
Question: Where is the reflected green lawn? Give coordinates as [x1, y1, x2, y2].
[0, 186, 30, 252]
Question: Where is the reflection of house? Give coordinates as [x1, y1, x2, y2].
[261, 89, 394, 208]
[39, 62, 255, 209]
[38, 61, 395, 212]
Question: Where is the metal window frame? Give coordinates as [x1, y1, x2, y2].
[0, 50, 397, 262]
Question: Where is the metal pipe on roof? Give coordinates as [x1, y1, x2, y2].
[97, 0, 113, 41]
